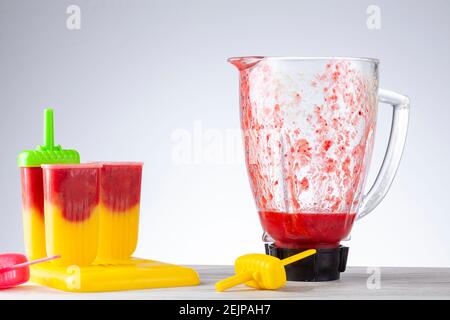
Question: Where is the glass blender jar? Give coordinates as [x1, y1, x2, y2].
[229, 56, 409, 281]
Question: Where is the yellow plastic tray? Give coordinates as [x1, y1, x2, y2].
[30, 257, 200, 292]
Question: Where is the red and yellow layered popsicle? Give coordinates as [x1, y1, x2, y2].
[18, 109, 80, 260]
[20, 167, 46, 260]
[97, 162, 143, 261]
[42, 164, 100, 266]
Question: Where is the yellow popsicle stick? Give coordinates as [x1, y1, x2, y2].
[215, 249, 317, 292]
[215, 271, 253, 292]
[281, 249, 316, 266]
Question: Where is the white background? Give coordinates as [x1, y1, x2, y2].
[0, 0, 449, 267]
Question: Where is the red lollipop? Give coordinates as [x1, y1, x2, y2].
[0, 253, 60, 289]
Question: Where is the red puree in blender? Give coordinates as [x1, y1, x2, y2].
[259, 211, 356, 249]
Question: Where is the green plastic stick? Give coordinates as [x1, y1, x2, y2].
[44, 108, 54, 150]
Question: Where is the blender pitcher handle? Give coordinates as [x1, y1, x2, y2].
[357, 89, 410, 220]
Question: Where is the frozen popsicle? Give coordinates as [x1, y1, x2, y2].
[18, 109, 80, 260]
[97, 162, 143, 261]
[42, 164, 101, 266]
[215, 249, 316, 291]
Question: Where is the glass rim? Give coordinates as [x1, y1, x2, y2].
[88, 161, 144, 166]
[228, 56, 379, 64]
[41, 163, 102, 169]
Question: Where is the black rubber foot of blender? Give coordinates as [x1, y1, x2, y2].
[265, 244, 349, 282]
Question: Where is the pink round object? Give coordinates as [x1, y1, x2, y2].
[0, 253, 30, 289]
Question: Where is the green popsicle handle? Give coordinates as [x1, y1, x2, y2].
[44, 108, 54, 149]
[17, 108, 80, 167]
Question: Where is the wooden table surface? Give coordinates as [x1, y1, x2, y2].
[1, 266, 450, 300]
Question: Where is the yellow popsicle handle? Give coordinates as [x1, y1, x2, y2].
[215, 271, 254, 292]
[281, 249, 316, 266]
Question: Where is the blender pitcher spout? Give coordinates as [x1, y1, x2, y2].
[228, 56, 265, 71]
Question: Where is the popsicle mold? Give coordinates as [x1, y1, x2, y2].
[97, 162, 143, 261]
[42, 164, 101, 266]
[30, 258, 200, 292]
[30, 162, 201, 292]
[17, 109, 201, 292]
[18, 109, 80, 260]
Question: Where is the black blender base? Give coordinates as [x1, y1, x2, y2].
[265, 244, 349, 282]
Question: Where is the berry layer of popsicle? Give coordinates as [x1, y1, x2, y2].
[97, 162, 143, 261]
[43, 164, 100, 266]
[20, 167, 46, 260]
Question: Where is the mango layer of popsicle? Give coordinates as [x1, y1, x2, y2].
[97, 162, 143, 261]
[43, 164, 100, 266]
[20, 167, 46, 260]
